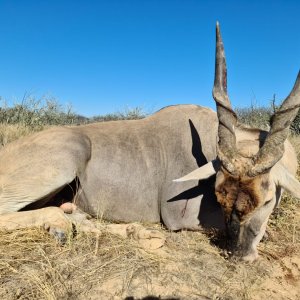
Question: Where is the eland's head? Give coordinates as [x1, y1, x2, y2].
[175, 23, 300, 261]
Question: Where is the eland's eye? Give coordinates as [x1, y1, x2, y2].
[264, 199, 272, 206]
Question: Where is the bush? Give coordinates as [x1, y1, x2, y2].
[90, 106, 146, 122]
[235, 105, 272, 130]
[290, 112, 300, 135]
[234, 99, 300, 135]
[2, 93, 300, 135]
[0, 95, 82, 129]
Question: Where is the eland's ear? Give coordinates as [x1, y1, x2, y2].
[272, 163, 300, 199]
[173, 160, 220, 182]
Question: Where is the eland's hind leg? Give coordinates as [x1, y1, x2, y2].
[0, 128, 91, 214]
[0, 128, 92, 237]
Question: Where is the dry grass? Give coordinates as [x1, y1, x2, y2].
[0, 128, 299, 300]
[1, 216, 299, 300]
[0, 226, 277, 300]
[0, 124, 42, 147]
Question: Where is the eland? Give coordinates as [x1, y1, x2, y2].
[0, 23, 299, 261]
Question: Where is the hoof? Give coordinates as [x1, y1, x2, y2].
[127, 225, 166, 250]
[66, 209, 101, 235]
[49, 227, 68, 244]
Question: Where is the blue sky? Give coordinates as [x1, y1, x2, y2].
[0, 0, 299, 116]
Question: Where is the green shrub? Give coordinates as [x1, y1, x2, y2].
[2, 93, 300, 135]
[90, 106, 146, 122]
[0, 95, 80, 128]
[290, 112, 300, 135]
[235, 105, 272, 130]
[235, 99, 300, 135]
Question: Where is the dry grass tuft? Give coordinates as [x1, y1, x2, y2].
[0, 124, 42, 146]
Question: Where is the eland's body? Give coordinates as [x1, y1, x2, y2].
[0, 23, 299, 261]
[0, 105, 221, 231]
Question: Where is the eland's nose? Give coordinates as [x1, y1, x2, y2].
[227, 211, 240, 239]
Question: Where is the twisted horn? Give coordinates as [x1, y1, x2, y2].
[249, 71, 300, 176]
[213, 22, 238, 175]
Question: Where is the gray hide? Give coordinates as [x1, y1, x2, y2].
[0, 104, 223, 230]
